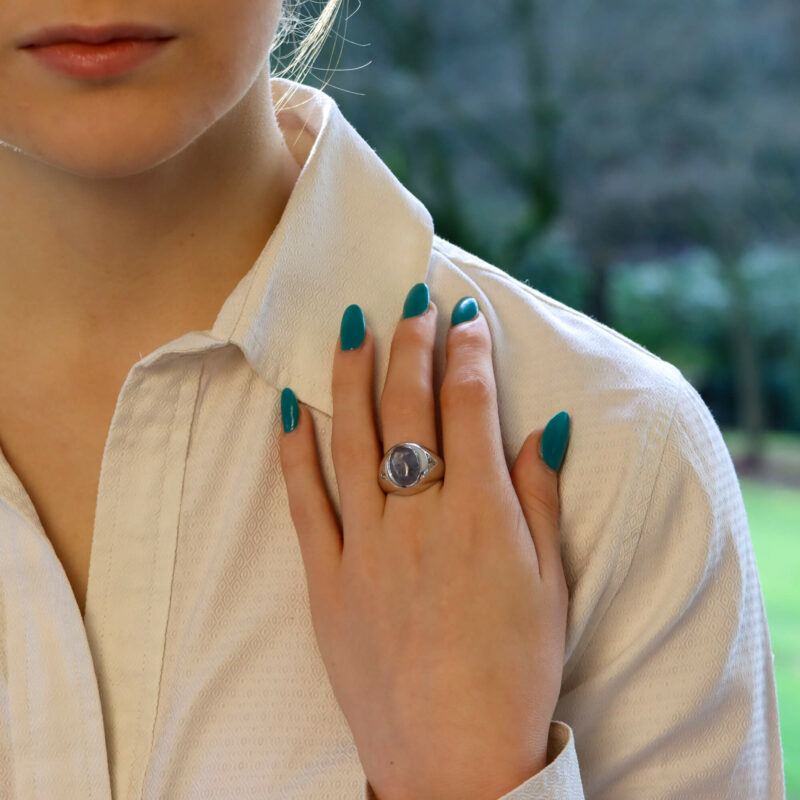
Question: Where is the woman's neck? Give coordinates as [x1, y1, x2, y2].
[0, 72, 301, 377]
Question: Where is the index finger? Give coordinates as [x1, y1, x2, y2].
[438, 296, 508, 490]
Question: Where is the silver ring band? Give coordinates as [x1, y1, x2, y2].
[378, 442, 444, 496]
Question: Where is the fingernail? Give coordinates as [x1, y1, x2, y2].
[451, 296, 479, 326]
[402, 282, 430, 319]
[540, 411, 570, 472]
[281, 387, 299, 433]
[340, 303, 366, 350]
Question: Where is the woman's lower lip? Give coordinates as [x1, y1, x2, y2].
[23, 38, 173, 80]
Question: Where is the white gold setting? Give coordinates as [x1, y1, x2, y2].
[378, 442, 445, 496]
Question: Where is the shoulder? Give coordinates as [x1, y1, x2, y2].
[426, 235, 725, 650]
[428, 233, 687, 432]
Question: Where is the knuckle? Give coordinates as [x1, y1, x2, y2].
[380, 376, 431, 421]
[393, 317, 432, 352]
[440, 369, 495, 411]
[447, 318, 489, 353]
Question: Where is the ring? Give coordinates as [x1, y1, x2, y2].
[378, 442, 445, 496]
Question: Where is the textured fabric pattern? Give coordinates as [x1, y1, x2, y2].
[0, 72, 784, 799]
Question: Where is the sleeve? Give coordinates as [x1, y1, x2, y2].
[554, 377, 785, 798]
[362, 720, 585, 800]
[362, 375, 785, 800]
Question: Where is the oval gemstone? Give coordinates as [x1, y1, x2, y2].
[387, 445, 422, 487]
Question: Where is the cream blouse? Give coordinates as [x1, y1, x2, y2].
[0, 74, 785, 799]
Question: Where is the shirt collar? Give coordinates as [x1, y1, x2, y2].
[203, 74, 435, 418]
[1, 75, 435, 526]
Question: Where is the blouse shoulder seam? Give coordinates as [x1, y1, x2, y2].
[609, 378, 687, 607]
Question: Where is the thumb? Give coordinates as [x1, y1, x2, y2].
[509, 411, 570, 578]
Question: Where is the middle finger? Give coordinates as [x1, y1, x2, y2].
[379, 282, 440, 487]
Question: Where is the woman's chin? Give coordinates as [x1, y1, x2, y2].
[6, 121, 200, 181]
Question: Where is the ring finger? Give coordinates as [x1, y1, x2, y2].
[379, 282, 440, 500]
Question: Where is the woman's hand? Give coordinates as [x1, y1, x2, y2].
[278, 285, 571, 800]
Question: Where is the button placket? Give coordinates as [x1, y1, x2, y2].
[82, 355, 205, 800]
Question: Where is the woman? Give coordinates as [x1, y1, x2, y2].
[0, 1, 784, 798]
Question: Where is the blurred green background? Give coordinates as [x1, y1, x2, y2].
[275, 0, 799, 793]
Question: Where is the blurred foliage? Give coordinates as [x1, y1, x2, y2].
[289, 0, 800, 441]
[514, 230, 592, 313]
[609, 247, 800, 430]
[610, 251, 729, 386]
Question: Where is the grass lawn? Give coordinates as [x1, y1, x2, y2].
[739, 476, 800, 798]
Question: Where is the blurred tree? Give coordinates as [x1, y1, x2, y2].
[550, 0, 800, 460]
[309, 0, 800, 446]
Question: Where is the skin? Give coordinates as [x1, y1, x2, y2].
[0, 0, 301, 372]
[0, 1, 570, 793]
[0, 0, 300, 616]
[279, 302, 570, 800]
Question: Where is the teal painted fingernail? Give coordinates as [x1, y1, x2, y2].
[540, 411, 570, 472]
[340, 303, 366, 350]
[451, 296, 479, 326]
[281, 387, 299, 433]
[402, 282, 430, 319]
